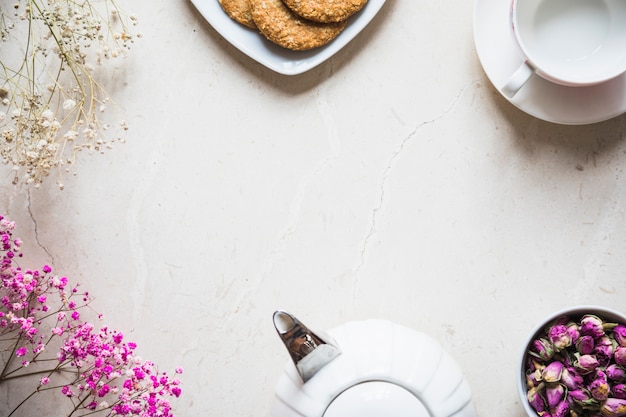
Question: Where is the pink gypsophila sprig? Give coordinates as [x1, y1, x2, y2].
[0, 214, 183, 417]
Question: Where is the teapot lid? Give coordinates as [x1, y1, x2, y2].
[323, 381, 430, 417]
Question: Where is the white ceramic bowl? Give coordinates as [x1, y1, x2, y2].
[518, 305, 626, 417]
[272, 319, 475, 417]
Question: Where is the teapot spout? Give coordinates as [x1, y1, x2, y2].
[273, 310, 341, 383]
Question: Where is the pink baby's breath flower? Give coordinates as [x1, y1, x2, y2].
[97, 384, 111, 397]
[133, 367, 146, 380]
[0, 213, 183, 416]
[61, 385, 74, 397]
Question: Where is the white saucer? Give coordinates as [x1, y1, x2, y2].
[190, 0, 386, 76]
[272, 320, 475, 417]
[473, 0, 626, 125]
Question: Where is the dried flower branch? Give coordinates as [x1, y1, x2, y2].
[0, 0, 139, 189]
[0, 214, 183, 416]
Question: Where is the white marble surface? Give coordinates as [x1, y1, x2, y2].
[2, 0, 626, 416]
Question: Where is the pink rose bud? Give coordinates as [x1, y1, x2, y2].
[576, 354, 600, 375]
[614, 325, 626, 347]
[581, 315, 606, 338]
[531, 337, 555, 361]
[616, 347, 626, 367]
[595, 336, 616, 366]
[549, 324, 573, 350]
[569, 389, 591, 402]
[543, 361, 565, 382]
[526, 369, 542, 388]
[600, 398, 626, 417]
[546, 383, 565, 408]
[590, 371, 611, 401]
[607, 365, 626, 382]
[567, 321, 581, 344]
[527, 358, 544, 373]
[569, 389, 598, 408]
[613, 384, 626, 400]
[552, 399, 570, 417]
[527, 386, 546, 414]
[562, 366, 584, 390]
[576, 335, 595, 355]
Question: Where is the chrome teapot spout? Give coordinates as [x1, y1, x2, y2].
[273, 310, 341, 383]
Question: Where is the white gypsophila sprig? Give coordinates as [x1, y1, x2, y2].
[0, 0, 138, 189]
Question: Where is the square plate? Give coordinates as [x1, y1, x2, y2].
[190, 0, 387, 75]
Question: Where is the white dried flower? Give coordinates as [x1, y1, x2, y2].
[63, 131, 78, 141]
[62, 99, 76, 110]
[1, 0, 138, 188]
[41, 109, 54, 122]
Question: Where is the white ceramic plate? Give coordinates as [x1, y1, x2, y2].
[473, 0, 626, 125]
[272, 320, 475, 417]
[190, 0, 386, 75]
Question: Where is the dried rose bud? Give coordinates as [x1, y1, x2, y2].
[569, 388, 599, 408]
[616, 347, 626, 367]
[567, 321, 581, 344]
[607, 365, 626, 382]
[527, 358, 545, 373]
[599, 398, 626, 417]
[581, 315, 606, 338]
[527, 386, 546, 414]
[613, 384, 626, 400]
[549, 324, 573, 350]
[553, 399, 570, 417]
[576, 335, 595, 355]
[543, 361, 565, 382]
[562, 366, 584, 390]
[595, 336, 616, 366]
[614, 325, 626, 347]
[531, 337, 556, 361]
[546, 383, 566, 408]
[527, 369, 542, 388]
[576, 354, 600, 375]
[590, 370, 611, 401]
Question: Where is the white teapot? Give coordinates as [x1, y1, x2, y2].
[272, 311, 475, 417]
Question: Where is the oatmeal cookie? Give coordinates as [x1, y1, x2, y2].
[249, 0, 347, 51]
[282, 0, 368, 23]
[219, 0, 256, 29]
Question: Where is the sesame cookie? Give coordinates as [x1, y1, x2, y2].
[249, 0, 347, 51]
[282, 0, 368, 23]
[219, 0, 256, 29]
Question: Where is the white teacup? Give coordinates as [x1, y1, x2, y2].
[502, 0, 626, 98]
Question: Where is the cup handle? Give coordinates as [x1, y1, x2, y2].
[501, 61, 534, 98]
